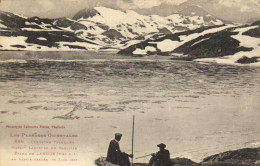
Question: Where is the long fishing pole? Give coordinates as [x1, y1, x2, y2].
[135, 153, 153, 159]
[131, 115, 135, 166]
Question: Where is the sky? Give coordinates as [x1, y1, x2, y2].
[1, 0, 260, 23]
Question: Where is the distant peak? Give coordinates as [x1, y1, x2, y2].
[176, 4, 209, 17]
[72, 8, 100, 20]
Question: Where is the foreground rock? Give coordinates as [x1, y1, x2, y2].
[95, 157, 198, 166]
[95, 148, 260, 166]
[201, 147, 260, 166]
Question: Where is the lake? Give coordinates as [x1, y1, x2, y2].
[0, 52, 259, 166]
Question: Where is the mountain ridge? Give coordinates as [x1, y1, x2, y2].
[1, 6, 260, 65]
[0, 5, 225, 51]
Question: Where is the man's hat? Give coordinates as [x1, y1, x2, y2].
[157, 143, 166, 148]
[115, 133, 122, 137]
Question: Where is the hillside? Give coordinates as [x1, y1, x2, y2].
[73, 6, 223, 43]
[119, 22, 260, 65]
[1, 6, 259, 65]
[0, 5, 224, 51]
[0, 11, 102, 51]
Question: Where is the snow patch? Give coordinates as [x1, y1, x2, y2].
[133, 48, 147, 55]
[37, 37, 47, 41]
[133, 46, 157, 55]
[0, 59, 27, 63]
[0, 23, 7, 29]
[191, 37, 210, 47]
[0, 36, 28, 50]
[195, 25, 260, 66]
[21, 28, 61, 31]
[145, 46, 156, 52]
[157, 39, 182, 52]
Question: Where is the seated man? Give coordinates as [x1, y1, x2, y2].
[149, 143, 173, 166]
[106, 133, 133, 166]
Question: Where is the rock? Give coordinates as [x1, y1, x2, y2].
[95, 157, 118, 166]
[102, 29, 125, 41]
[236, 56, 259, 64]
[172, 158, 199, 166]
[96, 148, 260, 166]
[201, 147, 260, 166]
[73, 8, 100, 20]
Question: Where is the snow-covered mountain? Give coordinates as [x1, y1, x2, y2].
[0, 11, 103, 51]
[1, 6, 259, 65]
[72, 5, 224, 42]
[119, 22, 260, 65]
[0, 5, 225, 51]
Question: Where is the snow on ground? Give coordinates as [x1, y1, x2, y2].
[12, 12, 28, 19]
[179, 24, 234, 42]
[211, 19, 223, 25]
[37, 37, 47, 41]
[156, 39, 181, 52]
[191, 37, 210, 47]
[0, 23, 7, 29]
[148, 25, 234, 53]
[0, 36, 101, 51]
[0, 36, 28, 50]
[58, 26, 73, 32]
[167, 14, 185, 24]
[24, 21, 60, 31]
[76, 21, 105, 35]
[76, 7, 223, 40]
[195, 25, 260, 66]
[21, 28, 61, 31]
[133, 46, 157, 55]
[58, 41, 101, 51]
[190, 16, 204, 25]
[0, 59, 27, 63]
[133, 48, 147, 55]
[91, 7, 126, 26]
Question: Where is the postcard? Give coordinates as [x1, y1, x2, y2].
[0, 0, 259, 166]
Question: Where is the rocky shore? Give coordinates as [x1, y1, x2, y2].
[96, 147, 260, 166]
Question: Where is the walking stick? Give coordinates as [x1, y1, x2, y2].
[131, 115, 135, 166]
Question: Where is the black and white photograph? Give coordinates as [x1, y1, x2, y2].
[0, 0, 260, 166]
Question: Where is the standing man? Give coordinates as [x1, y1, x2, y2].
[106, 133, 133, 166]
[149, 143, 173, 166]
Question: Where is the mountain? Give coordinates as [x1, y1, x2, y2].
[0, 6, 225, 52]
[72, 6, 224, 42]
[1, 6, 260, 65]
[119, 21, 260, 65]
[0, 11, 102, 51]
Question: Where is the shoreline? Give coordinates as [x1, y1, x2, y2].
[96, 147, 260, 166]
[0, 51, 259, 66]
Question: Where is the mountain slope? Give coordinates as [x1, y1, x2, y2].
[0, 11, 101, 51]
[73, 6, 224, 41]
[1, 6, 225, 51]
[119, 22, 260, 65]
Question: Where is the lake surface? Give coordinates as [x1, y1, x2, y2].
[0, 54, 260, 165]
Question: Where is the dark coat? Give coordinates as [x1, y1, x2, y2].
[154, 149, 173, 166]
[106, 139, 121, 164]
